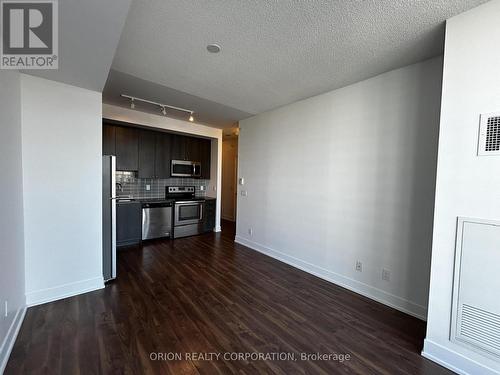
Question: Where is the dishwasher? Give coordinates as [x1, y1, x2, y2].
[141, 200, 173, 240]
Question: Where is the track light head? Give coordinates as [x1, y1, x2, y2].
[161, 106, 167, 116]
[189, 114, 194, 122]
[130, 99, 135, 109]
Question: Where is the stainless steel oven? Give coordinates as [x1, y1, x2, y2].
[167, 186, 206, 238]
[174, 201, 204, 226]
[171, 160, 201, 177]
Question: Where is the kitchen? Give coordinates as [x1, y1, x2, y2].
[102, 117, 219, 282]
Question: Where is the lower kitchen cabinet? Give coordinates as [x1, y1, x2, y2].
[203, 198, 216, 232]
[117, 201, 142, 247]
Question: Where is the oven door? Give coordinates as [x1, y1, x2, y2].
[174, 201, 204, 226]
[171, 160, 194, 177]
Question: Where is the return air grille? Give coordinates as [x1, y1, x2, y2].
[459, 304, 500, 355]
[478, 112, 500, 155]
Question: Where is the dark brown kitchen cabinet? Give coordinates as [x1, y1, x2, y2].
[102, 120, 211, 179]
[138, 130, 156, 178]
[155, 133, 172, 178]
[102, 123, 115, 155]
[117, 201, 142, 247]
[171, 134, 188, 160]
[115, 126, 139, 171]
[200, 139, 211, 179]
[187, 137, 202, 162]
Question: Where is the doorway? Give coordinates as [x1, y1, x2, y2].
[221, 128, 238, 222]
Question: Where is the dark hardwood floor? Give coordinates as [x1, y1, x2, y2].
[6, 220, 450, 374]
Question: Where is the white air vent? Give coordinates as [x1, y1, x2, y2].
[478, 112, 500, 156]
[451, 217, 500, 360]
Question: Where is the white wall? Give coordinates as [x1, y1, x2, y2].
[22, 75, 104, 306]
[236, 57, 443, 319]
[423, 1, 500, 374]
[0, 71, 26, 373]
[103, 104, 223, 231]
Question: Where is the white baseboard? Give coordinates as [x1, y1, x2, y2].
[422, 339, 499, 375]
[214, 226, 222, 233]
[0, 306, 26, 374]
[235, 236, 427, 320]
[26, 276, 104, 307]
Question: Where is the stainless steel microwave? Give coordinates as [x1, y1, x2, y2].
[171, 160, 201, 177]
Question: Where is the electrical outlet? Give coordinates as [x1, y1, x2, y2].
[355, 261, 362, 272]
[382, 269, 391, 282]
[4, 300, 8, 318]
[145, 184, 151, 191]
[248, 228, 253, 236]
[241, 190, 248, 197]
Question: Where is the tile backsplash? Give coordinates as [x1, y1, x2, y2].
[116, 171, 209, 199]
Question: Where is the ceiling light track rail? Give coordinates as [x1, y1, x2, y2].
[121, 94, 194, 122]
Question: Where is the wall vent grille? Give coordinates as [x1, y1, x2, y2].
[478, 112, 500, 156]
[459, 304, 500, 356]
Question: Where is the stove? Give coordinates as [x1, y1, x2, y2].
[166, 186, 196, 200]
[166, 186, 206, 238]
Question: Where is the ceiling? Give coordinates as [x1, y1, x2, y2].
[106, 0, 488, 127]
[27, 0, 132, 92]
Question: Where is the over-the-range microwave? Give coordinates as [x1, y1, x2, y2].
[171, 160, 201, 178]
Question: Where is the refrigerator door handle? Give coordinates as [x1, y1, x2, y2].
[111, 156, 117, 279]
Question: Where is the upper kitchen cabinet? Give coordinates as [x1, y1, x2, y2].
[155, 133, 172, 178]
[102, 123, 116, 155]
[138, 129, 156, 178]
[187, 137, 202, 162]
[200, 139, 211, 179]
[102, 120, 210, 179]
[171, 134, 188, 161]
[115, 126, 139, 171]
[138, 130, 172, 179]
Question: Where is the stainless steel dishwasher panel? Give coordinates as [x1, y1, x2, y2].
[142, 206, 173, 240]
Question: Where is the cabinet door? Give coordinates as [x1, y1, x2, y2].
[102, 123, 115, 155]
[155, 133, 172, 178]
[203, 199, 216, 232]
[187, 137, 202, 162]
[115, 126, 139, 171]
[138, 130, 156, 178]
[171, 134, 188, 160]
[116, 202, 142, 246]
[200, 139, 211, 179]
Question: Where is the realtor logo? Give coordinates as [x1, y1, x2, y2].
[1, 0, 58, 69]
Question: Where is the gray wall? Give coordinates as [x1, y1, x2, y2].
[236, 57, 443, 319]
[0, 71, 25, 372]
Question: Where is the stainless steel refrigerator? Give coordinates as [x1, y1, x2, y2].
[102, 155, 117, 281]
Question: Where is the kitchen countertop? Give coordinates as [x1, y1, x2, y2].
[117, 197, 215, 203]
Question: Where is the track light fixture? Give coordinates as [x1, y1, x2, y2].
[121, 94, 195, 123]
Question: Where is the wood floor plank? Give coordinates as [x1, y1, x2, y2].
[5, 221, 451, 374]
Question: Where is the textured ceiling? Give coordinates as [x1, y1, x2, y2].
[110, 0, 488, 123]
